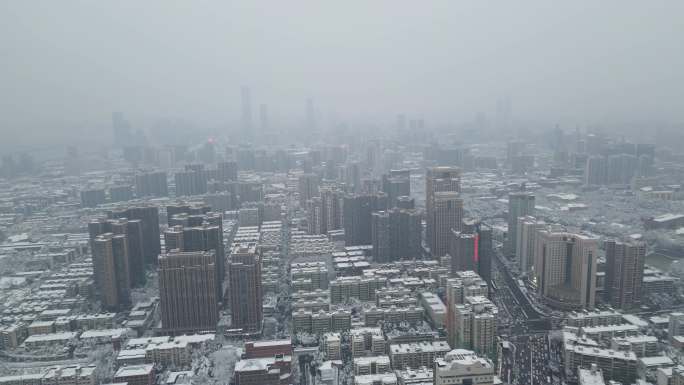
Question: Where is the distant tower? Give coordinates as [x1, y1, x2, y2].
[259, 103, 268, 133]
[241, 86, 253, 140]
[306, 97, 315, 133]
[112, 111, 132, 147]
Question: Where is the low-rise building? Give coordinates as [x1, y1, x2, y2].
[113, 364, 155, 385]
[564, 345, 637, 384]
[233, 355, 292, 385]
[389, 341, 451, 370]
[353, 355, 391, 375]
[433, 349, 495, 385]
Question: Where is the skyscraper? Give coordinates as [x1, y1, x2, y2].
[241, 86, 253, 140]
[159, 250, 218, 333]
[507, 192, 535, 256]
[429, 191, 463, 257]
[343, 193, 388, 246]
[92, 233, 130, 311]
[229, 244, 263, 333]
[533, 231, 598, 310]
[604, 239, 646, 310]
[426, 167, 461, 257]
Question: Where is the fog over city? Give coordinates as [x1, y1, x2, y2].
[2, 1, 683, 153]
[2, 3, 684, 385]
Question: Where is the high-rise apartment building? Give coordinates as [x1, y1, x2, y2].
[298, 173, 320, 206]
[108, 206, 161, 265]
[216, 161, 238, 181]
[163, 215, 225, 301]
[135, 171, 168, 197]
[343, 193, 388, 246]
[159, 250, 218, 333]
[451, 296, 498, 357]
[307, 197, 325, 235]
[507, 192, 535, 255]
[516, 216, 544, 273]
[92, 233, 131, 311]
[428, 192, 463, 257]
[229, 244, 263, 333]
[371, 211, 391, 262]
[166, 203, 211, 225]
[604, 239, 646, 310]
[533, 231, 598, 310]
[445, 272, 490, 350]
[321, 187, 344, 233]
[371, 208, 423, 262]
[174, 166, 208, 197]
[89, 218, 145, 287]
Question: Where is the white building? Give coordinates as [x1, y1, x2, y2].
[434, 349, 495, 385]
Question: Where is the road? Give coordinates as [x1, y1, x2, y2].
[493, 258, 556, 384]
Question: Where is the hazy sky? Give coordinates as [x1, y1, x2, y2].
[1, 1, 683, 149]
